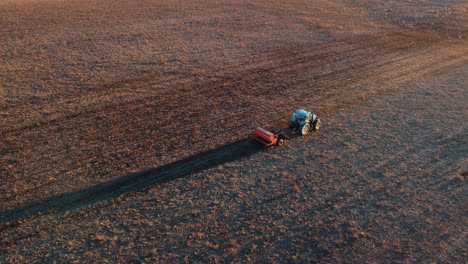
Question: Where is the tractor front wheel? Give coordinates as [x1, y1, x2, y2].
[313, 119, 322, 130]
[300, 123, 310, 135]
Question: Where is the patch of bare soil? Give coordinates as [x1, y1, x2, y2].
[0, 0, 467, 263]
[1, 64, 465, 263]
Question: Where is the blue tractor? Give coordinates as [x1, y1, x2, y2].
[288, 109, 321, 135]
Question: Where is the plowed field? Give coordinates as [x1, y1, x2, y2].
[1, 0, 466, 263]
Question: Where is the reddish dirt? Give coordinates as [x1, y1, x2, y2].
[0, 0, 467, 263]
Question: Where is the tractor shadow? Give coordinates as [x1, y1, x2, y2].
[0, 139, 263, 225]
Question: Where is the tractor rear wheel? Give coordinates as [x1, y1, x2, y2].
[313, 119, 322, 130]
[300, 123, 310, 135]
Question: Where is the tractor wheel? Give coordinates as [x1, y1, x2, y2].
[300, 123, 310, 135]
[313, 119, 322, 130]
[277, 138, 285, 146]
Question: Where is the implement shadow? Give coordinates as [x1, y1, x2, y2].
[0, 139, 262, 225]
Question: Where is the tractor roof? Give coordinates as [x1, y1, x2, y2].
[294, 109, 311, 117]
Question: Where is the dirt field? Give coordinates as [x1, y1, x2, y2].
[1, 0, 467, 263]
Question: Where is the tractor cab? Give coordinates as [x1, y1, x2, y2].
[288, 109, 321, 135]
[290, 109, 314, 123]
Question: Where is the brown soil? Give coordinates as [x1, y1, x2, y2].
[1, 0, 466, 263]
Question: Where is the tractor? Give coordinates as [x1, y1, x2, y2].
[288, 109, 321, 135]
[251, 109, 321, 148]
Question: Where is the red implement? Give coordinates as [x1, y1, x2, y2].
[251, 127, 290, 147]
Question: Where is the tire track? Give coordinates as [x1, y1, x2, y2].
[0, 28, 432, 133]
